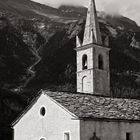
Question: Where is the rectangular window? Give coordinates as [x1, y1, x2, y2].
[64, 132, 70, 140]
[126, 132, 132, 140]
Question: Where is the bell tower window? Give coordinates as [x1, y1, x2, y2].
[82, 54, 88, 70]
[98, 54, 104, 70]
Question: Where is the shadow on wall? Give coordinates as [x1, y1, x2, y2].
[89, 132, 101, 140]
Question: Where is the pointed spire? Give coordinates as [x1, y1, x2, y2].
[83, 0, 102, 46]
[104, 36, 109, 46]
[76, 35, 82, 47]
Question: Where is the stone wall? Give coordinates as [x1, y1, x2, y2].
[76, 44, 110, 96]
[80, 120, 140, 140]
[77, 46, 94, 93]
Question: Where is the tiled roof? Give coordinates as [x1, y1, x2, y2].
[45, 91, 140, 121]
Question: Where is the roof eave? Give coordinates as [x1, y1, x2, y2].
[78, 117, 140, 123]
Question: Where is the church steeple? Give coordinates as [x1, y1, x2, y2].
[75, 0, 110, 96]
[83, 0, 102, 45]
[76, 35, 82, 47]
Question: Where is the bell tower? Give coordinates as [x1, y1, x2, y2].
[76, 0, 110, 96]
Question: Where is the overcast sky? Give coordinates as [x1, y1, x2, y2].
[32, 0, 140, 25]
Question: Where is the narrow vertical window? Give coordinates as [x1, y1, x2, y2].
[82, 54, 88, 70]
[64, 132, 70, 140]
[126, 132, 132, 140]
[98, 54, 104, 70]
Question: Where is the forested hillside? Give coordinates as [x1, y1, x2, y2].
[0, 0, 140, 100]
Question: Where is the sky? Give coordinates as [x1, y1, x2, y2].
[32, 0, 140, 25]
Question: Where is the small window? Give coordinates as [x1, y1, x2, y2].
[126, 132, 132, 140]
[98, 54, 104, 70]
[64, 132, 70, 140]
[40, 107, 46, 116]
[82, 54, 88, 70]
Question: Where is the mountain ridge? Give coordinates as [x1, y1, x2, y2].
[0, 0, 140, 97]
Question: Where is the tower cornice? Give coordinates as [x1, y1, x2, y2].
[75, 43, 110, 51]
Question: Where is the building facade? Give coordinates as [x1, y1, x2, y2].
[13, 93, 80, 140]
[12, 91, 140, 140]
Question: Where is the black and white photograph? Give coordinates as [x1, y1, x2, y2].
[0, 0, 140, 140]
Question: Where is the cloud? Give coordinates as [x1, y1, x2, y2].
[32, 0, 87, 7]
[32, 0, 140, 25]
[96, 0, 140, 25]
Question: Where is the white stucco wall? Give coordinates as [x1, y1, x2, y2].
[13, 93, 80, 140]
[76, 44, 110, 96]
[80, 120, 140, 140]
[77, 47, 94, 94]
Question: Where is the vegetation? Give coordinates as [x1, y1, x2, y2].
[0, 0, 140, 102]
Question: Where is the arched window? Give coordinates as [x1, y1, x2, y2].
[98, 54, 104, 70]
[82, 76, 88, 93]
[82, 54, 88, 70]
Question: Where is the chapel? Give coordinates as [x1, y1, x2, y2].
[1, 0, 140, 140]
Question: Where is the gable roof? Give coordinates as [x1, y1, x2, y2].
[44, 91, 140, 121]
[11, 90, 140, 127]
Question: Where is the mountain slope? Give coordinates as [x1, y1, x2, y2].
[0, 1, 140, 99]
[0, 0, 80, 24]
[0, 0, 58, 17]
[1, 2, 140, 133]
